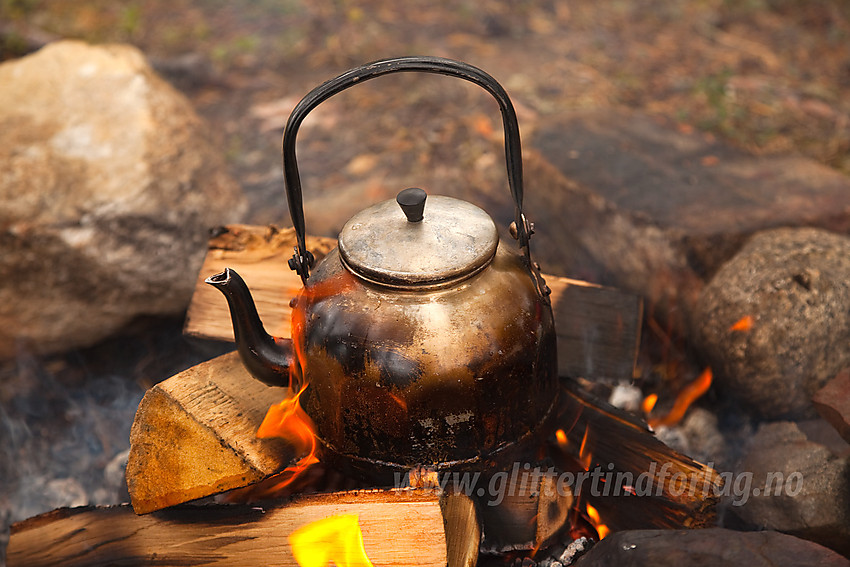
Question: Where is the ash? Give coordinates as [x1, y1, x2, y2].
[478, 536, 595, 567]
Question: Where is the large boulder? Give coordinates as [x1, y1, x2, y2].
[527, 110, 850, 329]
[691, 228, 850, 419]
[0, 41, 246, 359]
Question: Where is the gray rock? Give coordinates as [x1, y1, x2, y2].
[691, 228, 850, 419]
[727, 421, 850, 557]
[574, 528, 850, 567]
[528, 110, 850, 331]
[0, 41, 246, 358]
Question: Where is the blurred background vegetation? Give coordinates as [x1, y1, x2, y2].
[2, 0, 848, 178]
[0, 0, 850, 222]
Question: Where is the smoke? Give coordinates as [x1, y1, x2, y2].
[0, 317, 231, 566]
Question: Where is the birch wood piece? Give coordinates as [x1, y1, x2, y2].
[185, 224, 642, 382]
[7, 489, 479, 567]
[126, 351, 291, 514]
[547, 276, 642, 381]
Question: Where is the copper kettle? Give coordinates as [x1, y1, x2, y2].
[207, 56, 558, 474]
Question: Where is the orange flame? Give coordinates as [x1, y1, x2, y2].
[290, 514, 374, 567]
[255, 383, 320, 493]
[555, 428, 568, 447]
[648, 367, 713, 428]
[578, 425, 592, 470]
[641, 393, 658, 415]
[729, 315, 754, 332]
[252, 273, 357, 497]
[585, 503, 610, 540]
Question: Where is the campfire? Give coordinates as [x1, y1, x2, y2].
[6, 220, 722, 566]
[7, 55, 850, 567]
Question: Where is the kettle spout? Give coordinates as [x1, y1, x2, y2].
[205, 268, 292, 387]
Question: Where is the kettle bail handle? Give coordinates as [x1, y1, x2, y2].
[282, 56, 531, 283]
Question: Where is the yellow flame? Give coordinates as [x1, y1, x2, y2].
[585, 503, 610, 540]
[290, 514, 374, 567]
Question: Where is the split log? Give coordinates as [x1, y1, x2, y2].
[551, 380, 723, 531]
[548, 277, 641, 382]
[405, 467, 573, 552]
[184, 224, 336, 342]
[476, 469, 573, 552]
[126, 351, 291, 514]
[184, 224, 642, 382]
[127, 354, 720, 536]
[7, 489, 479, 567]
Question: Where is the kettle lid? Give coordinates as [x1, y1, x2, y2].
[338, 188, 498, 288]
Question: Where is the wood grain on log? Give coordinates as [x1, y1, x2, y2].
[184, 224, 642, 382]
[126, 351, 291, 514]
[553, 381, 723, 531]
[477, 471, 573, 552]
[8, 489, 479, 567]
[185, 224, 336, 342]
[548, 276, 642, 382]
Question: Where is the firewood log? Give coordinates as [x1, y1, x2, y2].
[476, 470, 573, 552]
[7, 489, 479, 567]
[126, 351, 291, 514]
[405, 467, 573, 552]
[184, 224, 642, 383]
[184, 224, 336, 343]
[551, 380, 724, 531]
[126, 353, 720, 535]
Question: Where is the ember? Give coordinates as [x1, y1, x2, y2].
[729, 315, 754, 332]
[290, 514, 374, 567]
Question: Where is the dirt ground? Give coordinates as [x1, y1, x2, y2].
[3, 0, 849, 233]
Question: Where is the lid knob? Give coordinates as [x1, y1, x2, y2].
[396, 187, 427, 222]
